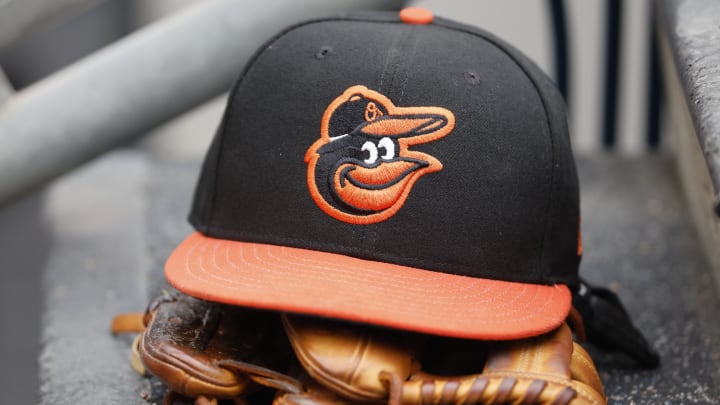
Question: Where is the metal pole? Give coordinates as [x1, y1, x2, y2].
[0, 0, 406, 205]
[548, 0, 569, 104]
[601, 0, 622, 149]
[0, 0, 103, 48]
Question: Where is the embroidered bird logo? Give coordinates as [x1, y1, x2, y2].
[305, 85, 455, 224]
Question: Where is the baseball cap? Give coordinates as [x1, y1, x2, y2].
[165, 7, 581, 340]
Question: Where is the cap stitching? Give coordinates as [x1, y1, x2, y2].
[378, 30, 401, 91]
[398, 27, 420, 104]
[431, 20, 558, 282]
[192, 226, 574, 286]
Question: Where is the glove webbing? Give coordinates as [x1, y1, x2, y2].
[381, 371, 580, 405]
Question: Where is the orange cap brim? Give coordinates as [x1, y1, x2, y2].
[165, 232, 571, 340]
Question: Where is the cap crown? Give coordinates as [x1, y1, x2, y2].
[189, 12, 580, 286]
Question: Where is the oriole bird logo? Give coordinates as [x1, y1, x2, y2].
[305, 85, 455, 224]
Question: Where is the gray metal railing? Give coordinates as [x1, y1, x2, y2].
[0, 0, 406, 206]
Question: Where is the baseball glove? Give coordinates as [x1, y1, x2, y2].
[111, 291, 303, 404]
[279, 314, 605, 405]
[112, 291, 606, 405]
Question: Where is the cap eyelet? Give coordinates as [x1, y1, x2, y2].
[464, 70, 481, 85]
[315, 46, 333, 59]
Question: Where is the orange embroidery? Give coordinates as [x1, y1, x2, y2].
[364, 102, 383, 122]
[305, 85, 455, 224]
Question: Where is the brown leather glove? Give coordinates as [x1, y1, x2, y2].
[280, 313, 422, 403]
[280, 314, 606, 405]
[393, 326, 606, 404]
[111, 291, 303, 404]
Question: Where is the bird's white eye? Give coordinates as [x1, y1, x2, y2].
[378, 137, 395, 160]
[361, 141, 378, 164]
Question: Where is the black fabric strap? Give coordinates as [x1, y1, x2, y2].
[573, 279, 660, 368]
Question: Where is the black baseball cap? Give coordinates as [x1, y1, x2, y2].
[165, 7, 581, 340]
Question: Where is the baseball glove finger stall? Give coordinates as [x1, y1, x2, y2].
[281, 313, 423, 403]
